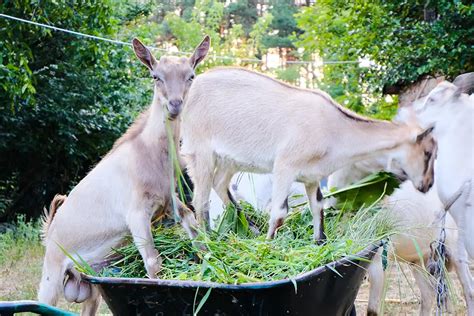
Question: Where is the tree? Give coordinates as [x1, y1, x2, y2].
[262, 0, 301, 49]
[0, 0, 266, 220]
[249, 12, 273, 58]
[0, 0, 149, 220]
[296, 0, 474, 95]
[225, 0, 259, 36]
[158, 0, 258, 70]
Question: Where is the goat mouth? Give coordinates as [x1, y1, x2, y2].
[418, 182, 433, 193]
[168, 113, 178, 121]
[394, 171, 408, 183]
[166, 108, 180, 120]
[167, 107, 181, 120]
[394, 169, 409, 183]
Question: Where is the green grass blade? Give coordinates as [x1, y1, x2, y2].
[193, 287, 212, 316]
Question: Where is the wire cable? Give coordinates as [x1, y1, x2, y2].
[0, 13, 360, 66]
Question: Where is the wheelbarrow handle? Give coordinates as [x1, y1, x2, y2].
[0, 300, 76, 315]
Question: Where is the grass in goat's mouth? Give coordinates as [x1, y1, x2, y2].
[93, 202, 394, 284]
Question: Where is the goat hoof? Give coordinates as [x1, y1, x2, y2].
[247, 220, 260, 236]
[315, 237, 327, 246]
[193, 253, 202, 263]
[266, 230, 276, 240]
[146, 256, 162, 278]
[189, 229, 199, 240]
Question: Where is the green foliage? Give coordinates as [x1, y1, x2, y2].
[0, 0, 149, 219]
[225, 0, 258, 35]
[275, 65, 301, 84]
[154, 0, 195, 22]
[0, 215, 41, 265]
[162, 13, 204, 50]
[249, 12, 274, 57]
[215, 204, 252, 237]
[194, 0, 226, 34]
[156, 1, 260, 70]
[325, 172, 401, 211]
[98, 201, 394, 283]
[296, 0, 474, 91]
[262, 0, 301, 49]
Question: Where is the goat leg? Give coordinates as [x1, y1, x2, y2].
[127, 209, 162, 278]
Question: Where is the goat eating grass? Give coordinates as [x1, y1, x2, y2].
[181, 68, 437, 243]
[38, 36, 210, 315]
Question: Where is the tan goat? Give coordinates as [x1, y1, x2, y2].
[38, 36, 210, 315]
[181, 68, 437, 242]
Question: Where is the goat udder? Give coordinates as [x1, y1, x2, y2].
[64, 274, 91, 303]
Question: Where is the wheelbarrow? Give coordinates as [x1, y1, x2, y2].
[82, 243, 379, 316]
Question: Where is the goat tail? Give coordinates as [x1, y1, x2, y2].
[41, 194, 67, 242]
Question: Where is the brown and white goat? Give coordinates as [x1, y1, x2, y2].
[181, 68, 437, 242]
[38, 36, 210, 315]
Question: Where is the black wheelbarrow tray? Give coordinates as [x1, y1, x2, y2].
[83, 243, 380, 316]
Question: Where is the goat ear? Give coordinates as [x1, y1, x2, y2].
[132, 38, 156, 71]
[189, 35, 210, 69]
[453, 72, 474, 95]
[416, 125, 435, 143]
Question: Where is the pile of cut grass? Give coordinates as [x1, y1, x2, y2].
[96, 202, 395, 284]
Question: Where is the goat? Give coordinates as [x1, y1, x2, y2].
[326, 156, 473, 315]
[181, 68, 437, 242]
[368, 181, 474, 316]
[324, 107, 418, 209]
[38, 36, 210, 315]
[325, 104, 473, 315]
[413, 73, 474, 259]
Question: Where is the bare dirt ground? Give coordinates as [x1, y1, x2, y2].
[355, 263, 469, 315]
[1, 243, 470, 315]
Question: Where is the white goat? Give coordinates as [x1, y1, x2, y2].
[321, 161, 472, 315]
[38, 36, 210, 315]
[368, 182, 473, 316]
[326, 99, 473, 315]
[209, 173, 306, 226]
[181, 68, 437, 242]
[413, 74, 474, 259]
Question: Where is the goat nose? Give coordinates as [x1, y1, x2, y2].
[426, 180, 434, 191]
[169, 99, 183, 108]
[419, 181, 432, 193]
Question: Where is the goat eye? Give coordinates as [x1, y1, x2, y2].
[153, 75, 162, 82]
[188, 74, 195, 82]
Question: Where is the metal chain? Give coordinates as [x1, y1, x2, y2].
[428, 211, 448, 315]
[428, 180, 471, 315]
[381, 239, 389, 271]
